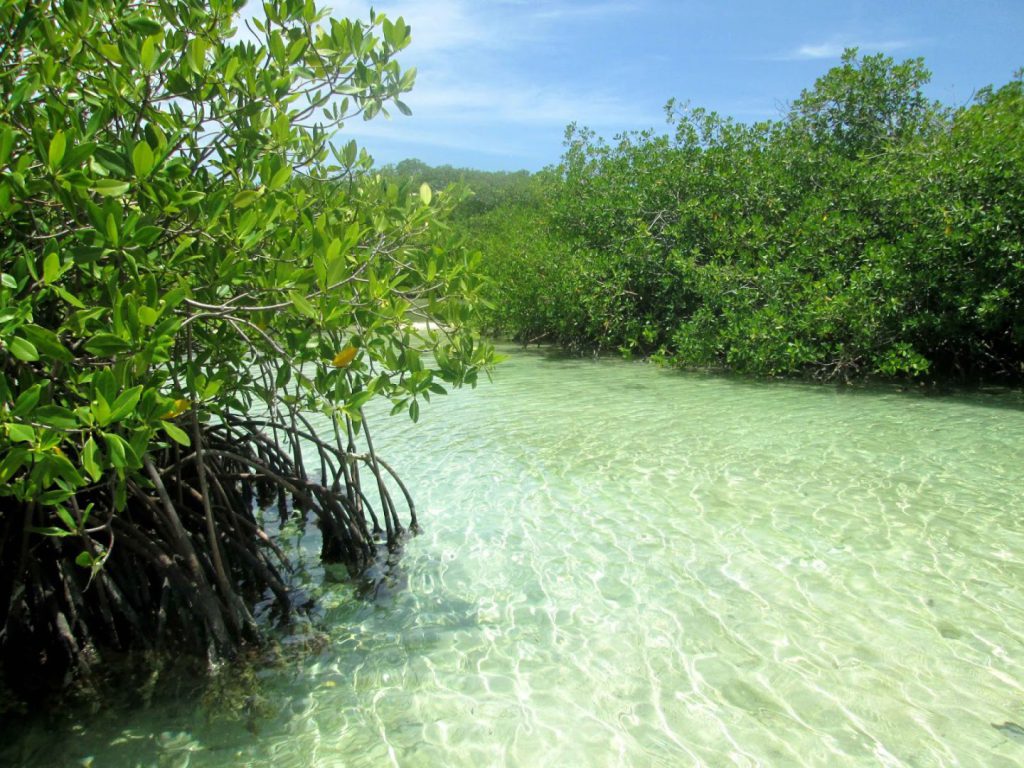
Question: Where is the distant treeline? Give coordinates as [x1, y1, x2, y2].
[380, 159, 532, 220]
[386, 51, 1024, 382]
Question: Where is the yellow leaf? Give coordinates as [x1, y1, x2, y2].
[161, 398, 191, 418]
[331, 346, 357, 368]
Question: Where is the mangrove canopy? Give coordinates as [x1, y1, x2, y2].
[0, 0, 493, 702]
[461, 51, 1024, 382]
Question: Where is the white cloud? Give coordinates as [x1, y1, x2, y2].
[324, 0, 503, 56]
[402, 78, 645, 128]
[316, 0, 653, 131]
[781, 38, 917, 61]
[233, 0, 659, 168]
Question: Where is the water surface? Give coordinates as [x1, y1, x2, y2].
[6, 347, 1024, 766]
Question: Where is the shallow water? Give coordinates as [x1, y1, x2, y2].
[6, 347, 1024, 767]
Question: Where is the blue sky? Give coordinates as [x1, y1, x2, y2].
[315, 1, 1023, 172]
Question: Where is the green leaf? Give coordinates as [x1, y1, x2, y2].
[269, 165, 292, 190]
[269, 31, 286, 63]
[93, 146, 128, 176]
[187, 39, 207, 74]
[419, 182, 432, 206]
[138, 306, 159, 326]
[224, 56, 240, 82]
[98, 42, 122, 63]
[21, 324, 72, 362]
[7, 336, 39, 361]
[43, 251, 60, 283]
[326, 238, 348, 285]
[124, 14, 163, 35]
[8, 423, 35, 443]
[82, 437, 102, 482]
[161, 420, 191, 446]
[33, 405, 78, 429]
[0, 126, 16, 166]
[140, 35, 159, 71]
[287, 38, 308, 64]
[0, 445, 29, 483]
[312, 251, 327, 288]
[172, 237, 196, 259]
[9, 73, 38, 111]
[342, 140, 357, 165]
[326, 237, 342, 262]
[108, 385, 143, 423]
[91, 393, 112, 427]
[94, 369, 117, 405]
[105, 212, 119, 245]
[37, 489, 73, 507]
[288, 290, 317, 319]
[75, 551, 95, 568]
[30, 526, 75, 538]
[12, 384, 43, 417]
[48, 130, 66, 169]
[102, 432, 129, 469]
[55, 505, 77, 530]
[232, 190, 259, 209]
[54, 285, 86, 308]
[92, 179, 130, 197]
[84, 333, 133, 356]
[1, 273, 17, 289]
[132, 140, 154, 178]
[134, 226, 162, 246]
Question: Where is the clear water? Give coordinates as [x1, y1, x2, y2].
[6, 346, 1024, 767]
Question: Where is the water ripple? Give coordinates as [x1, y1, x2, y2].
[5, 347, 1024, 767]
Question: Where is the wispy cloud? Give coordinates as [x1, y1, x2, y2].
[325, 0, 507, 57]
[327, 1, 644, 56]
[779, 38, 918, 61]
[321, 0, 653, 130]
[240, 0, 661, 168]
[402, 78, 646, 128]
[774, 37, 921, 61]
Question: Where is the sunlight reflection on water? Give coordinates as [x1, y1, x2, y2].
[6, 346, 1024, 767]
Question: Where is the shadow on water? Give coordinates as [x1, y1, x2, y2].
[710, 372, 1024, 413]
[499, 342, 1024, 413]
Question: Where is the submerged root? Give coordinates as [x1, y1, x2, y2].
[0, 412, 415, 704]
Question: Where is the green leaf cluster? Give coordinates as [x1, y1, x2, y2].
[472, 51, 1024, 382]
[0, 0, 493, 543]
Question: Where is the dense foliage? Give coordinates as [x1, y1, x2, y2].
[0, 0, 493, 700]
[473, 51, 1023, 382]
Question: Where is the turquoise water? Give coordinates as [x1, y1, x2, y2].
[6, 346, 1024, 766]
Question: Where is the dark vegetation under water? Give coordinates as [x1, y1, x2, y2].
[392, 51, 1024, 384]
